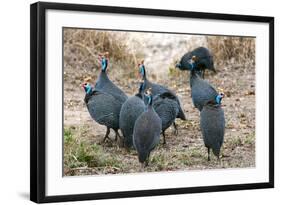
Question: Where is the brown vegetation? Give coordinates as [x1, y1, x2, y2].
[63, 28, 255, 176]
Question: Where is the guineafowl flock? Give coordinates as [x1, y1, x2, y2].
[82, 47, 225, 169]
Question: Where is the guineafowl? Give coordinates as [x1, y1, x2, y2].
[200, 93, 225, 161]
[119, 82, 146, 148]
[95, 52, 128, 103]
[82, 82, 122, 142]
[133, 89, 162, 168]
[190, 69, 219, 111]
[138, 61, 186, 131]
[176, 57, 218, 111]
[176, 47, 215, 78]
[153, 92, 179, 144]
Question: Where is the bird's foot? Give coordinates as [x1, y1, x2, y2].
[173, 122, 178, 136]
[99, 136, 113, 145]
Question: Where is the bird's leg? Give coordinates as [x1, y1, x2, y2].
[162, 131, 166, 145]
[202, 70, 205, 79]
[145, 153, 150, 167]
[115, 130, 125, 147]
[145, 160, 149, 167]
[173, 122, 178, 135]
[207, 147, 210, 161]
[217, 154, 222, 166]
[102, 127, 111, 142]
[114, 130, 120, 141]
[139, 163, 145, 172]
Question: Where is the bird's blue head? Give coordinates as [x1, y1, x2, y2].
[188, 55, 198, 71]
[176, 55, 198, 71]
[101, 57, 108, 71]
[144, 88, 153, 106]
[98, 52, 109, 72]
[82, 82, 93, 95]
[215, 92, 225, 104]
[138, 60, 146, 79]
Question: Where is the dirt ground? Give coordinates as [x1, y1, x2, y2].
[63, 30, 255, 176]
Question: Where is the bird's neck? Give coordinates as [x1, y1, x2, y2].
[137, 89, 144, 99]
[190, 70, 198, 86]
[146, 104, 153, 111]
[84, 92, 92, 104]
[141, 66, 146, 80]
[99, 70, 109, 80]
[147, 96, 153, 107]
[142, 74, 147, 82]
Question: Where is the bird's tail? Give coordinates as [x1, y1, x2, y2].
[176, 98, 186, 120]
[138, 151, 149, 163]
[177, 106, 186, 120]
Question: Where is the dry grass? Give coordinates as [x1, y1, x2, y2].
[64, 127, 124, 176]
[64, 28, 142, 86]
[206, 36, 255, 67]
[169, 36, 255, 78]
[64, 122, 255, 175]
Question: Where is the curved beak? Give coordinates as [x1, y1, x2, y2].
[175, 63, 181, 68]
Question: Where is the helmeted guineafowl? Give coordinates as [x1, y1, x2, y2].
[119, 82, 146, 148]
[176, 56, 219, 111]
[82, 82, 122, 142]
[138, 61, 186, 132]
[153, 92, 179, 144]
[95, 52, 128, 103]
[133, 89, 162, 168]
[200, 93, 225, 161]
[176, 47, 215, 78]
[190, 69, 218, 111]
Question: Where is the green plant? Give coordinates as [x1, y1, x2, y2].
[189, 148, 203, 158]
[64, 126, 123, 173]
[244, 133, 255, 145]
[227, 136, 243, 150]
[64, 128, 74, 144]
[151, 153, 167, 171]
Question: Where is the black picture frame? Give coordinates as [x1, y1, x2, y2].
[30, 1, 274, 203]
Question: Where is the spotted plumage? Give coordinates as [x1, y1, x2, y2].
[119, 82, 146, 148]
[153, 92, 179, 144]
[200, 94, 225, 161]
[83, 82, 122, 142]
[133, 91, 162, 167]
[138, 61, 186, 121]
